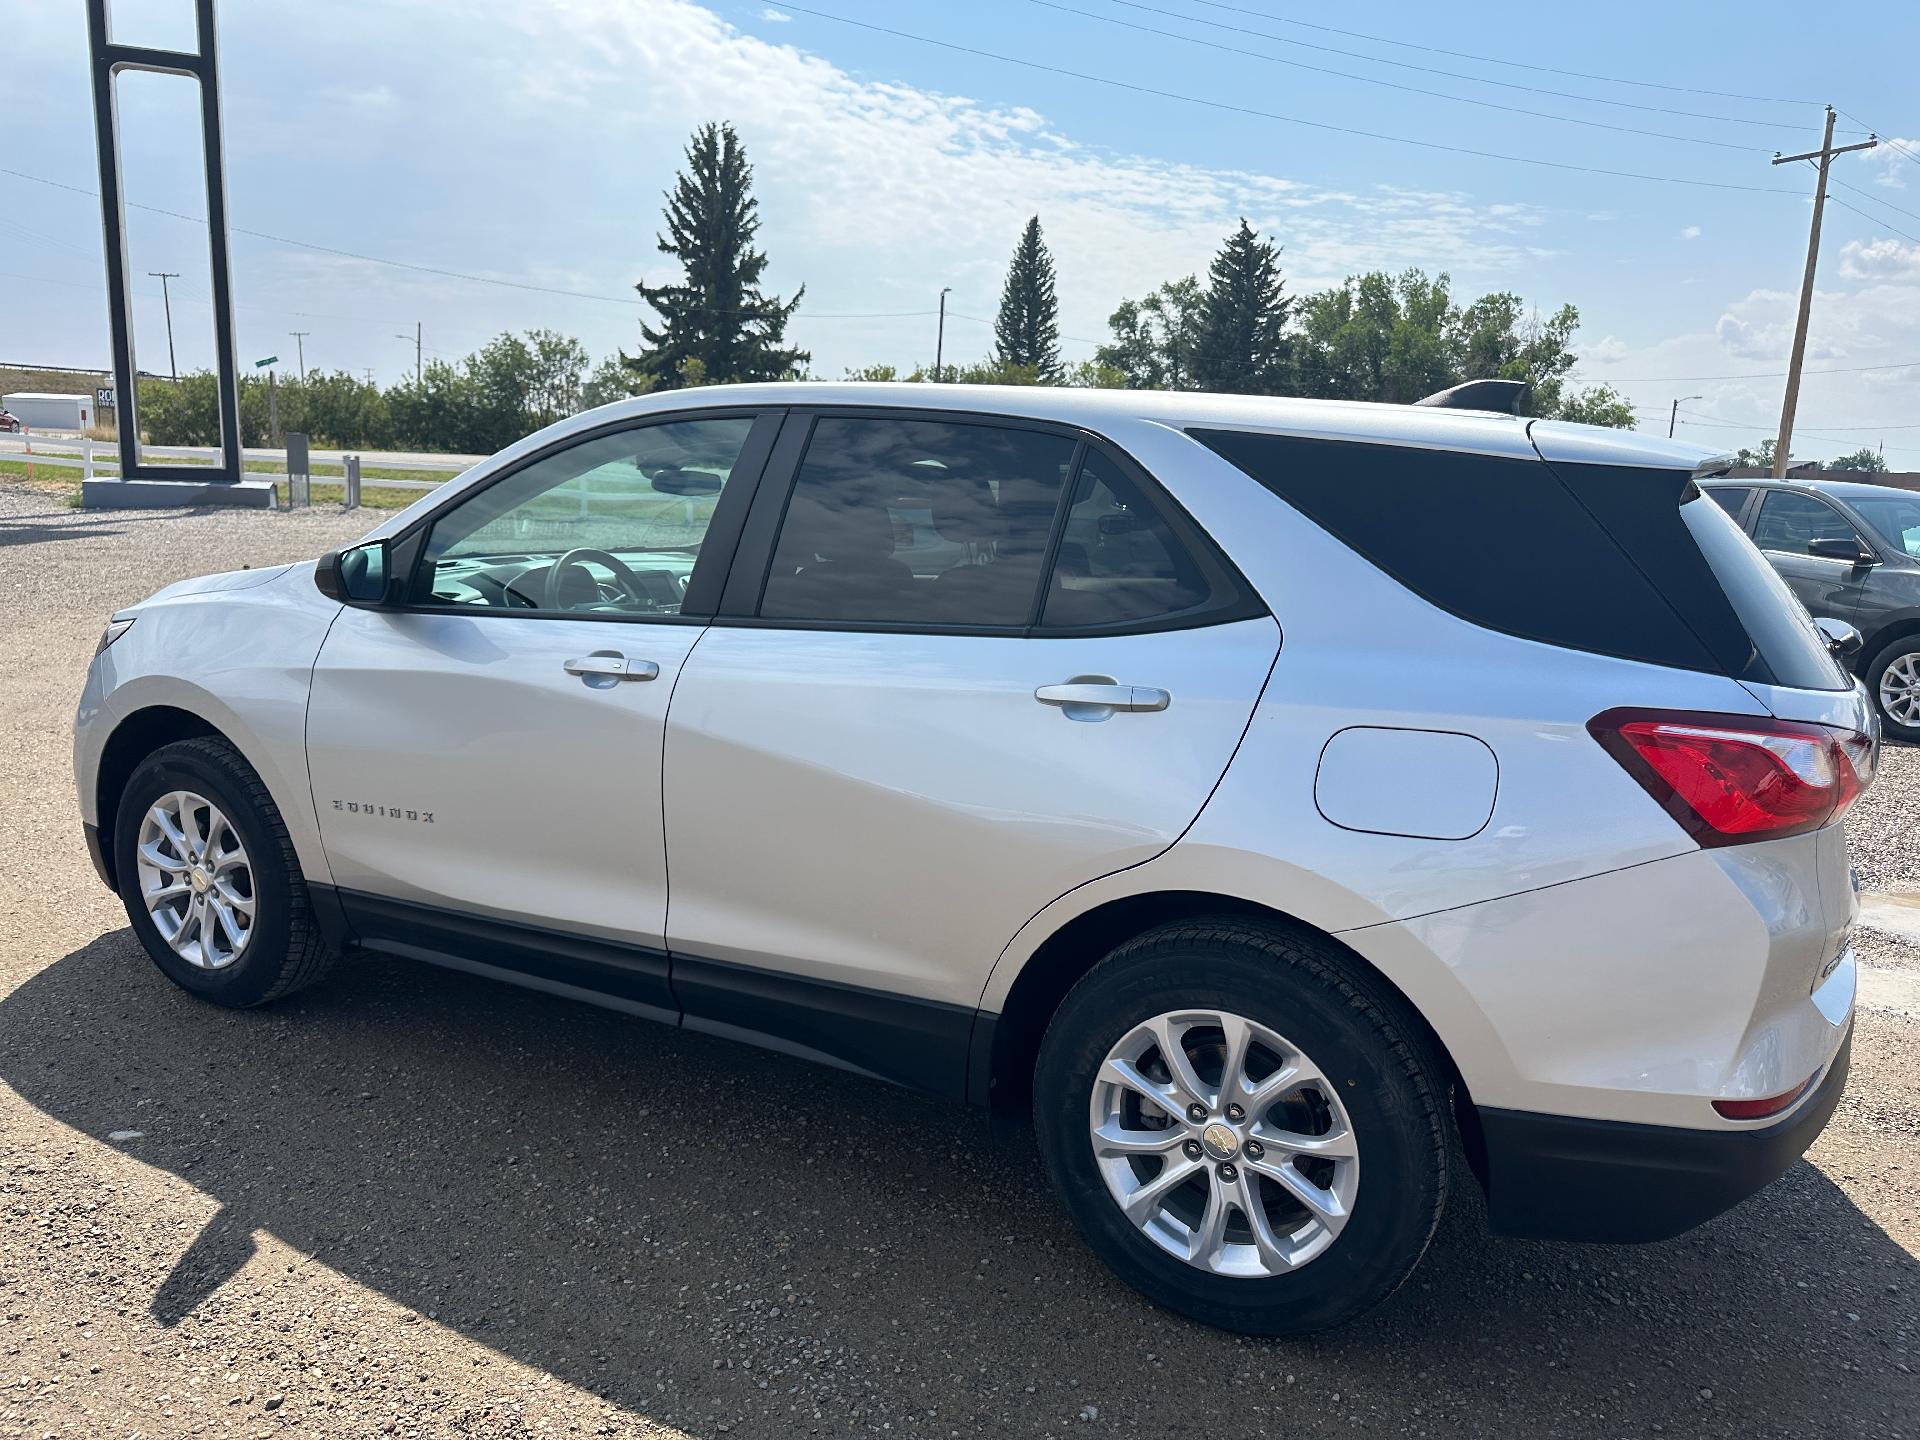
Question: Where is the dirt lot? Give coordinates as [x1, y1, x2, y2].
[1, 484, 1915, 1439]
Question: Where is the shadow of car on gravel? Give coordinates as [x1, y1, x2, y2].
[4, 930, 1913, 1436]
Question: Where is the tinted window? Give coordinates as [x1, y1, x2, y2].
[1850, 492, 1920, 557]
[415, 418, 754, 614]
[760, 417, 1075, 626]
[1041, 452, 1243, 629]
[1193, 429, 1721, 672]
[1704, 486, 1751, 518]
[1680, 495, 1847, 691]
[1753, 491, 1863, 553]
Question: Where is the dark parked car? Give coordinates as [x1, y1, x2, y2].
[1701, 477, 1920, 740]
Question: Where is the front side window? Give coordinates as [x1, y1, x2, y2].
[414, 417, 755, 615]
[1849, 493, 1920, 557]
[1752, 491, 1864, 555]
[759, 417, 1076, 626]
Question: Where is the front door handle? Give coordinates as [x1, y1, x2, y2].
[1035, 678, 1171, 718]
[564, 654, 659, 682]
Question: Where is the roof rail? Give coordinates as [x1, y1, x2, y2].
[1414, 379, 1529, 414]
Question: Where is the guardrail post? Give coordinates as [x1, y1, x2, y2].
[343, 455, 361, 510]
[82, 436, 94, 481]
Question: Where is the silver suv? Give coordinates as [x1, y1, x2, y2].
[76, 384, 1872, 1334]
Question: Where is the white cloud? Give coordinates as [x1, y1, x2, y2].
[485, 0, 1551, 367]
[1679, 225, 1701, 240]
[1857, 139, 1919, 190]
[1839, 237, 1920, 282]
[759, 7, 791, 20]
[1588, 335, 1628, 363]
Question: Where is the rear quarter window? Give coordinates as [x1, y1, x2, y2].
[1190, 429, 1722, 673]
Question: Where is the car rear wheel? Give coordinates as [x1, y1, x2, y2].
[1033, 920, 1448, 1336]
[1866, 635, 1920, 744]
[112, 736, 339, 1006]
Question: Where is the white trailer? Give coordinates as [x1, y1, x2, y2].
[1, 392, 94, 432]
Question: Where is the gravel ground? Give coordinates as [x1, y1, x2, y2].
[0, 484, 1915, 1440]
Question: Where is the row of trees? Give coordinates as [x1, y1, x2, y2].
[137, 330, 632, 451]
[621, 122, 1632, 426]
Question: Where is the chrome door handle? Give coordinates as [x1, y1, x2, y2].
[563, 654, 659, 681]
[1034, 680, 1171, 714]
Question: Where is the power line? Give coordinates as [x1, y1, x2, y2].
[1592, 358, 1920, 383]
[1836, 110, 1920, 172]
[1029, 0, 1766, 153]
[1829, 177, 1920, 229]
[770, 3, 1803, 195]
[0, 165, 946, 321]
[1827, 195, 1920, 249]
[1088, 0, 1841, 132]
[1160, 0, 1820, 107]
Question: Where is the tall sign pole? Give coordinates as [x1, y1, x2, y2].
[1769, 108, 1876, 478]
[88, 0, 243, 489]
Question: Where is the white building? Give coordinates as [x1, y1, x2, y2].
[1, 392, 95, 432]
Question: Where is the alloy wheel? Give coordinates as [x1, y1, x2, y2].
[1089, 1008, 1360, 1278]
[1881, 651, 1920, 728]
[134, 790, 256, 969]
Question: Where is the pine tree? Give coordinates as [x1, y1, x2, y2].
[623, 123, 808, 390]
[993, 216, 1064, 382]
[1191, 220, 1292, 394]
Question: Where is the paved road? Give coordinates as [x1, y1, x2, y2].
[0, 486, 1914, 1439]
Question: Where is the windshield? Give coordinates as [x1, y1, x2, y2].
[1848, 492, 1920, 557]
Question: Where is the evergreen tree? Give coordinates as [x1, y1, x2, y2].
[623, 123, 807, 390]
[1191, 220, 1292, 394]
[993, 216, 1063, 382]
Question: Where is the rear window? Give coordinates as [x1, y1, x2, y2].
[1704, 486, 1752, 518]
[1678, 494, 1848, 691]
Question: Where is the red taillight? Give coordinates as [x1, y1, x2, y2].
[1712, 1076, 1814, 1120]
[1589, 708, 1873, 847]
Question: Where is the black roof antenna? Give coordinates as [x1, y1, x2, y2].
[1414, 379, 1529, 414]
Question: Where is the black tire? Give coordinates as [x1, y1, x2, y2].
[1864, 634, 1920, 745]
[112, 736, 340, 1007]
[1033, 919, 1448, 1336]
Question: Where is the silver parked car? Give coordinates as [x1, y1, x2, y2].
[76, 383, 1872, 1334]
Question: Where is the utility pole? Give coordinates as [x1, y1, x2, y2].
[1770, 108, 1876, 478]
[1668, 395, 1703, 438]
[147, 271, 180, 379]
[395, 323, 421, 386]
[363, 368, 374, 385]
[288, 331, 309, 381]
[935, 288, 950, 383]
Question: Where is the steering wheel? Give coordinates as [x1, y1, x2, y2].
[544, 547, 652, 612]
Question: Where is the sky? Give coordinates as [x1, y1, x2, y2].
[5, 0, 1918, 462]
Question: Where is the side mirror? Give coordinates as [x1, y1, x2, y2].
[314, 540, 394, 606]
[1814, 616, 1863, 661]
[1807, 536, 1876, 565]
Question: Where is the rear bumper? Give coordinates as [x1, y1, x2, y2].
[1475, 1024, 1851, 1243]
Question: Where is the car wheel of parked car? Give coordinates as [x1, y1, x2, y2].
[112, 737, 339, 1006]
[1865, 635, 1920, 744]
[1033, 920, 1449, 1336]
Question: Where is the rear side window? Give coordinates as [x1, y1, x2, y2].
[1040, 452, 1247, 630]
[1191, 429, 1721, 672]
[759, 417, 1075, 626]
[1704, 486, 1752, 519]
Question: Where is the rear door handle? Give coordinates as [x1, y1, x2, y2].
[564, 654, 659, 682]
[1035, 680, 1171, 716]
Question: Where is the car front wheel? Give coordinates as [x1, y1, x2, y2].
[1867, 635, 1920, 744]
[112, 736, 339, 1007]
[1033, 920, 1449, 1336]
